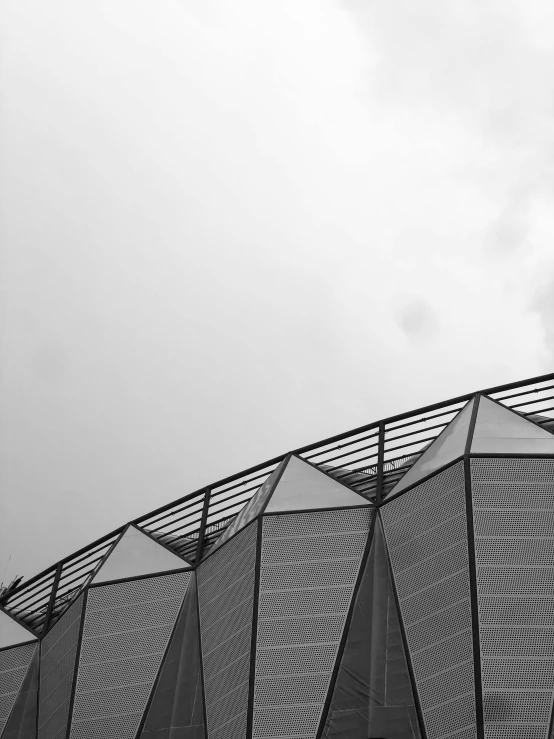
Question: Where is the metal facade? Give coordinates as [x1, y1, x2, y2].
[4, 375, 554, 738]
[382, 462, 477, 739]
[253, 509, 371, 739]
[197, 522, 257, 739]
[69, 572, 190, 739]
[0, 643, 36, 735]
[472, 458, 554, 739]
[38, 595, 84, 739]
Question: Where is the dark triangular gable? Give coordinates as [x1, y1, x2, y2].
[139, 573, 205, 738]
[2, 645, 39, 739]
[321, 517, 421, 739]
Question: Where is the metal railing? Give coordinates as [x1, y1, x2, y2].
[4, 370, 554, 635]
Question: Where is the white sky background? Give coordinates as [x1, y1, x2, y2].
[1, 0, 554, 582]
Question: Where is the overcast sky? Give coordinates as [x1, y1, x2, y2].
[2, 0, 554, 583]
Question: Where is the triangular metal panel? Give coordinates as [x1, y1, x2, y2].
[252, 508, 372, 738]
[206, 458, 288, 556]
[387, 398, 474, 497]
[0, 643, 37, 737]
[0, 612, 36, 650]
[1, 644, 39, 738]
[381, 462, 478, 738]
[38, 594, 85, 739]
[69, 571, 192, 739]
[196, 522, 258, 739]
[139, 573, 205, 738]
[92, 525, 187, 584]
[264, 455, 370, 513]
[471, 395, 554, 454]
[321, 518, 421, 738]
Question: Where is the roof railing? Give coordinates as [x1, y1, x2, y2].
[4, 370, 554, 634]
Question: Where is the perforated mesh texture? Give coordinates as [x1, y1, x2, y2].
[253, 508, 371, 739]
[197, 521, 257, 738]
[484, 728, 548, 739]
[381, 462, 476, 739]
[39, 594, 84, 739]
[0, 642, 36, 735]
[472, 457, 554, 739]
[69, 571, 191, 739]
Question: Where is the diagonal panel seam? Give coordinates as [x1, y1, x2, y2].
[132, 573, 195, 739]
[246, 518, 263, 739]
[314, 510, 376, 739]
[64, 591, 88, 739]
[464, 396, 484, 739]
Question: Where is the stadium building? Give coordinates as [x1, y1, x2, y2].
[3, 373, 554, 738]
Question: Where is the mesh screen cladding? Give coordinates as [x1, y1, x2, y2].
[197, 521, 258, 739]
[472, 457, 554, 739]
[39, 594, 84, 739]
[69, 571, 191, 739]
[381, 462, 477, 739]
[252, 508, 371, 739]
[0, 642, 36, 735]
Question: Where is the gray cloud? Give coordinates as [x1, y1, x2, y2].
[395, 299, 438, 342]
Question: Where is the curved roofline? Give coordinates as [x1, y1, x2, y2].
[4, 369, 554, 635]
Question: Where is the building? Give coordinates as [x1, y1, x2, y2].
[2, 373, 554, 738]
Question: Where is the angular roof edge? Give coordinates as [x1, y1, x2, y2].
[4, 370, 554, 634]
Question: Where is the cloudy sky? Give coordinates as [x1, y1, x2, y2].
[2, 0, 554, 583]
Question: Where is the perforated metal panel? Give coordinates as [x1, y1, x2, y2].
[423, 693, 476, 739]
[209, 710, 247, 739]
[472, 458, 554, 739]
[252, 508, 371, 739]
[197, 521, 257, 738]
[0, 642, 36, 734]
[484, 728, 547, 739]
[381, 462, 476, 739]
[448, 728, 483, 739]
[69, 571, 190, 739]
[39, 594, 84, 739]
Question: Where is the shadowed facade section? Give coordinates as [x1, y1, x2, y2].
[0, 643, 37, 736]
[139, 574, 205, 739]
[38, 594, 84, 739]
[197, 522, 257, 739]
[381, 462, 477, 739]
[321, 517, 421, 738]
[2, 646, 39, 739]
[68, 573, 191, 739]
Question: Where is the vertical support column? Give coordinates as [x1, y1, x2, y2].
[195, 487, 211, 565]
[246, 517, 263, 739]
[42, 562, 62, 635]
[375, 421, 385, 505]
[464, 394, 484, 739]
